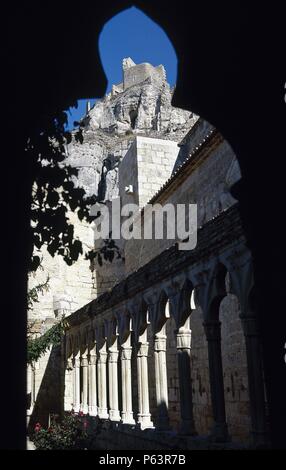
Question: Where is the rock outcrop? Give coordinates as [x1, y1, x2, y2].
[65, 58, 198, 201]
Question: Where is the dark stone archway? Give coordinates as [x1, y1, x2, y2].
[1, 2, 285, 448]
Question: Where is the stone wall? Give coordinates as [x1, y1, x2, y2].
[119, 136, 180, 209]
[92, 255, 125, 298]
[220, 291, 251, 442]
[27, 209, 96, 429]
[189, 296, 250, 441]
[123, 62, 166, 90]
[189, 306, 212, 435]
[136, 137, 180, 208]
[124, 137, 241, 274]
[28, 210, 96, 322]
[27, 342, 63, 432]
[166, 316, 181, 431]
[118, 138, 139, 207]
[174, 118, 214, 172]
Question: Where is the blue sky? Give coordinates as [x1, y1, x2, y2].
[66, 7, 177, 129]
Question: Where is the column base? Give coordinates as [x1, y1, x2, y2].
[98, 408, 109, 420]
[109, 410, 121, 422]
[64, 403, 73, 412]
[179, 420, 197, 436]
[88, 405, 98, 417]
[80, 404, 89, 415]
[209, 422, 230, 443]
[121, 411, 135, 425]
[137, 414, 154, 430]
[74, 404, 80, 413]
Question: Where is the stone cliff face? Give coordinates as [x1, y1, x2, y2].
[86, 76, 193, 139]
[65, 58, 198, 201]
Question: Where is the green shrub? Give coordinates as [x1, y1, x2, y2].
[32, 411, 89, 450]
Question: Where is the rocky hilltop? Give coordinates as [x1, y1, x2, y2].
[65, 58, 198, 201]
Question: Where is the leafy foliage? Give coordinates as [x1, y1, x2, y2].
[32, 412, 89, 450]
[27, 275, 50, 310]
[28, 109, 123, 273]
[86, 238, 124, 266]
[27, 320, 65, 364]
[28, 110, 96, 272]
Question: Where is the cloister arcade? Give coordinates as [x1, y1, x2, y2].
[64, 225, 268, 448]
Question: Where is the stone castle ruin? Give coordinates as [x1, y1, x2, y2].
[27, 59, 268, 449]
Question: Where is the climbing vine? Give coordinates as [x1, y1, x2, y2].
[27, 320, 66, 364]
[27, 275, 50, 310]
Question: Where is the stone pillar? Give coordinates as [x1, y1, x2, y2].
[27, 364, 32, 402]
[240, 315, 268, 447]
[64, 357, 74, 411]
[80, 353, 89, 414]
[74, 353, 81, 413]
[154, 334, 170, 430]
[97, 347, 109, 419]
[27, 364, 35, 423]
[108, 347, 121, 421]
[176, 328, 196, 435]
[137, 341, 154, 429]
[203, 321, 229, 442]
[121, 345, 135, 424]
[88, 349, 97, 416]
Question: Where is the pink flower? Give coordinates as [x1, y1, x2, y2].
[78, 411, 84, 416]
[34, 423, 41, 432]
[83, 420, 88, 429]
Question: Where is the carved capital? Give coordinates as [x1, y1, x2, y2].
[176, 331, 191, 350]
[137, 342, 149, 357]
[74, 357, 81, 368]
[203, 322, 221, 341]
[81, 356, 89, 367]
[89, 353, 97, 365]
[98, 351, 108, 364]
[108, 350, 119, 363]
[121, 346, 132, 361]
[67, 358, 73, 370]
[154, 335, 167, 352]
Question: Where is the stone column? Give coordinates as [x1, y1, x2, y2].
[240, 315, 268, 447]
[108, 347, 121, 421]
[27, 364, 35, 423]
[203, 321, 229, 442]
[137, 341, 154, 429]
[176, 328, 196, 435]
[80, 353, 89, 414]
[88, 349, 97, 416]
[121, 345, 135, 424]
[74, 353, 81, 413]
[154, 334, 170, 430]
[64, 357, 74, 411]
[97, 347, 109, 419]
